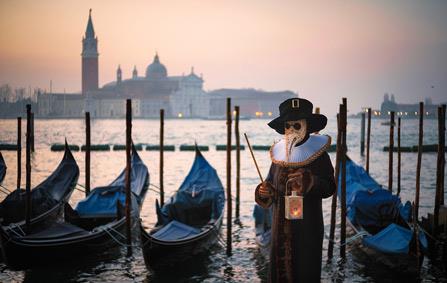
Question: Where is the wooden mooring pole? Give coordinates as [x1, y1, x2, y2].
[340, 100, 347, 258]
[327, 113, 341, 260]
[366, 108, 371, 174]
[226, 97, 232, 256]
[397, 117, 401, 196]
[434, 106, 443, 235]
[415, 102, 423, 221]
[17, 117, 21, 190]
[441, 104, 446, 206]
[388, 111, 395, 193]
[25, 104, 32, 232]
[30, 112, 35, 152]
[125, 99, 132, 256]
[360, 112, 365, 156]
[235, 106, 241, 219]
[85, 112, 91, 196]
[160, 109, 165, 206]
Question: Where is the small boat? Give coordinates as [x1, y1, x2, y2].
[0, 152, 6, 184]
[341, 157, 427, 274]
[0, 146, 149, 268]
[253, 204, 271, 256]
[0, 142, 79, 235]
[140, 146, 225, 269]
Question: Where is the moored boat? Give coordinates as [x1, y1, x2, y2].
[0, 146, 149, 269]
[341, 157, 427, 274]
[140, 146, 225, 269]
[0, 142, 79, 236]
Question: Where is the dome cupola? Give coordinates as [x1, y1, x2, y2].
[145, 53, 167, 79]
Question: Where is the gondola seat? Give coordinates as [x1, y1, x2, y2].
[22, 222, 88, 240]
[152, 220, 200, 241]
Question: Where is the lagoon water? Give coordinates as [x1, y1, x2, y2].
[0, 117, 445, 282]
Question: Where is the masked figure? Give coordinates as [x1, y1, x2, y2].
[255, 98, 336, 283]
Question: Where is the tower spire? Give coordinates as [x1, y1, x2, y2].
[85, 8, 95, 38]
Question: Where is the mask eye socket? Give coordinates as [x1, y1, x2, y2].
[285, 122, 301, 130]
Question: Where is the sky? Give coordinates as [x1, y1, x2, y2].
[0, 0, 446, 115]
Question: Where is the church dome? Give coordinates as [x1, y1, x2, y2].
[146, 54, 167, 78]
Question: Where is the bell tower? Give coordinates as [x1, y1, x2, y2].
[82, 9, 99, 94]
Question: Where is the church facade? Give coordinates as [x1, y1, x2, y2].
[38, 10, 209, 118]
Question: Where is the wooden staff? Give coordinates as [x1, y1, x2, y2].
[340, 101, 347, 258]
[25, 104, 32, 232]
[226, 97, 232, 256]
[85, 112, 91, 196]
[244, 133, 264, 183]
[235, 106, 241, 219]
[415, 102, 423, 221]
[397, 117, 401, 196]
[125, 99, 132, 256]
[388, 111, 394, 193]
[327, 113, 341, 260]
[366, 108, 372, 173]
[434, 106, 442, 235]
[17, 117, 22, 190]
[360, 112, 365, 156]
[160, 109, 165, 206]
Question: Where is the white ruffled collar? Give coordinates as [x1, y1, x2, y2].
[270, 134, 331, 167]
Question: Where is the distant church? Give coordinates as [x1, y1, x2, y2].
[37, 10, 295, 118]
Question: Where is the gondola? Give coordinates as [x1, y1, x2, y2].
[0, 142, 79, 236]
[0, 146, 149, 269]
[140, 146, 225, 269]
[0, 152, 6, 184]
[341, 157, 427, 274]
[253, 204, 271, 256]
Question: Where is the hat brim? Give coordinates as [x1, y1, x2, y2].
[268, 113, 327, 135]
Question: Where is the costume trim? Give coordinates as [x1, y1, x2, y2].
[270, 134, 332, 167]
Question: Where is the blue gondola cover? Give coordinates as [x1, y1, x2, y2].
[154, 151, 224, 240]
[363, 223, 428, 254]
[75, 151, 149, 218]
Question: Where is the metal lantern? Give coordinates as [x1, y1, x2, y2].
[285, 191, 303, 220]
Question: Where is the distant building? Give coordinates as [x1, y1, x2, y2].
[34, 10, 297, 119]
[207, 89, 297, 118]
[380, 93, 439, 118]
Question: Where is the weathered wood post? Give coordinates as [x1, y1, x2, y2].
[397, 117, 401, 196]
[25, 104, 32, 232]
[160, 109, 165, 206]
[327, 113, 341, 260]
[441, 104, 446, 206]
[226, 97, 232, 256]
[415, 102, 423, 221]
[85, 112, 91, 196]
[125, 99, 132, 256]
[235, 106, 241, 219]
[366, 108, 372, 173]
[388, 111, 395, 193]
[30, 112, 35, 152]
[360, 111, 365, 156]
[340, 100, 347, 258]
[17, 117, 21, 190]
[434, 106, 443, 235]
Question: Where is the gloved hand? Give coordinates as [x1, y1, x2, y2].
[287, 168, 314, 195]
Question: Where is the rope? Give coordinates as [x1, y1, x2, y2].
[77, 183, 86, 189]
[6, 223, 26, 237]
[149, 183, 160, 190]
[96, 226, 139, 248]
[324, 231, 368, 247]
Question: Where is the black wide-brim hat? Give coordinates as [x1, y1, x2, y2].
[268, 98, 327, 135]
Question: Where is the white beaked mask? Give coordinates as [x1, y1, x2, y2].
[284, 119, 307, 161]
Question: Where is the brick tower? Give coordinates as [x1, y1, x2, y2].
[82, 9, 99, 94]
